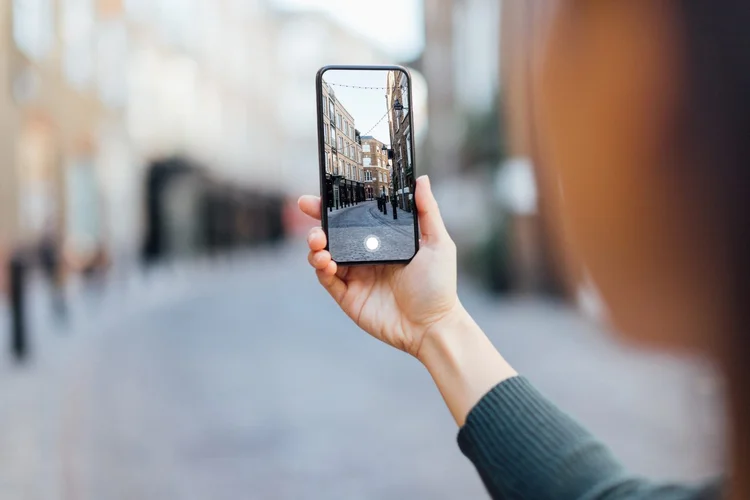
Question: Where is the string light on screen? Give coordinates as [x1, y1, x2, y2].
[323, 81, 410, 138]
[326, 82, 408, 91]
[362, 109, 391, 137]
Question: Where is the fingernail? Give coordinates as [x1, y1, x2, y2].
[418, 175, 430, 187]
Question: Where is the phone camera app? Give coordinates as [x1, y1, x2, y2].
[321, 67, 418, 263]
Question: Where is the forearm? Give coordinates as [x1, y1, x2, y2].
[417, 304, 517, 426]
[418, 307, 722, 499]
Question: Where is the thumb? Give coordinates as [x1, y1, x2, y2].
[415, 175, 449, 243]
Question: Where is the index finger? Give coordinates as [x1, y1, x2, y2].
[297, 195, 321, 221]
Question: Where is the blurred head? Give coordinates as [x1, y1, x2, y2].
[536, 0, 750, 358]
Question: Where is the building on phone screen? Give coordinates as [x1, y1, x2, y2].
[320, 81, 366, 212]
[386, 70, 414, 213]
[360, 136, 391, 201]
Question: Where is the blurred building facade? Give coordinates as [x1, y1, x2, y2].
[1, 0, 280, 269]
[1, 0, 397, 284]
[421, 0, 501, 170]
[0, 0, 111, 272]
[0, 0, 570, 297]
[421, 0, 458, 183]
[272, 9, 389, 199]
[416, 0, 569, 297]
[417, 0, 503, 250]
[499, 0, 572, 297]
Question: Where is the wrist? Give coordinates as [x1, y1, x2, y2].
[416, 303, 473, 367]
[416, 303, 517, 426]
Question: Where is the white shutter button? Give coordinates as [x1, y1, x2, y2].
[364, 235, 380, 252]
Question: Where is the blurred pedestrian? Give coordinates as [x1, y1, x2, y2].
[39, 223, 67, 323]
[8, 248, 29, 362]
[298, 1, 750, 498]
[81, 244, 110, 292]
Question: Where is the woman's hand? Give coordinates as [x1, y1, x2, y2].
[298, 175, 463, 361]
[301, 175, 517, 425]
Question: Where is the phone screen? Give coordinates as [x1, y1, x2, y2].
[318, 67, 419, 264]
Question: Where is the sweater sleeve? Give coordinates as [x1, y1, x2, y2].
[457, 376, 722, 500]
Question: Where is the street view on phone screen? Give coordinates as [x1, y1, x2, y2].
[320, 69, 418, 263]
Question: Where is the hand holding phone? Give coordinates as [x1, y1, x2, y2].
[298, 175, 463, 360]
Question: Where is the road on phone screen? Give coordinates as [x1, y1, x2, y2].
[327, 200, 417, 262]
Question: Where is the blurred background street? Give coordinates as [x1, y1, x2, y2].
[0, 241, 724, 499]
[0, 0, 726, 498]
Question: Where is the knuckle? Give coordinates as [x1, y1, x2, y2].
[444, 239, 457, 254]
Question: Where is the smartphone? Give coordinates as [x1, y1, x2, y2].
[316, 65, 420, 265]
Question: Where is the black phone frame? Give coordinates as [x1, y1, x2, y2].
[315, 64, 420, 266]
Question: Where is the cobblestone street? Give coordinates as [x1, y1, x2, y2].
[328, 201, 417, 262]
[0, 240, 724, 499]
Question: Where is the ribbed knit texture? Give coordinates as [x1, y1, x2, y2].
[457, 376, 722, 500]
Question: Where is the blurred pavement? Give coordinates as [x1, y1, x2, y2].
[0, 240, 724, 500]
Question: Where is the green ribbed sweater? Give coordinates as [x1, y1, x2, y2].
[457, 377, 722, 499]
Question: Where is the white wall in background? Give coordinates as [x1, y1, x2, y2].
[12, 0, 55, 62]
[454, 0, 500, 114]
[61, 0, 95, 90]
[496, 157, 538, 215]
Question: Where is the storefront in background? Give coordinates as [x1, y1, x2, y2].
[16, 114, 59, 242]
[65, 152, 102, 264]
